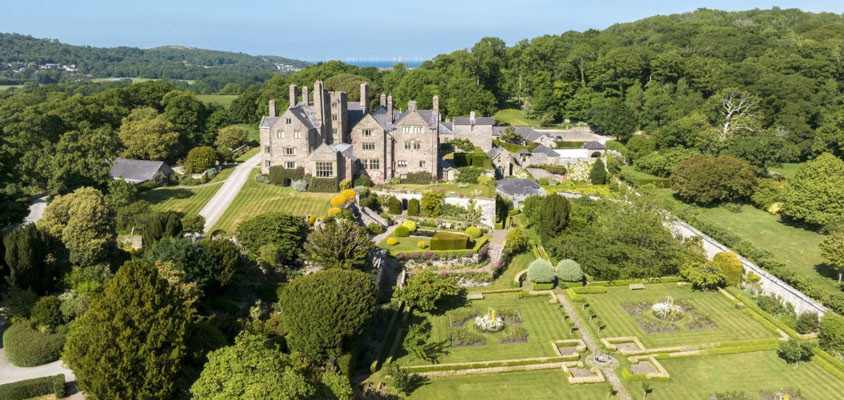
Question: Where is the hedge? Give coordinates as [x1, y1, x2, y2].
[430, 232, 469, 250]
[587, 277, 682, 287]
[0, 375, 66, 400]
[566, 288, 585, 302]
[3, 323, 66, 367]
[407, 199, 420, 216]
[531, 282, 555, 291]
[308, 177, 340, 192]
[571, 286, 607, 294]
[337, 348, 357, 379]
[403, 356, 577, 373]
[403, 172, 433, 184]
[812, 348, 844, 382]
[465, 226, 482, 239]
[394, 226, 410, 237]
[725, 287, 800, 338]
[267, 166, 305, 185]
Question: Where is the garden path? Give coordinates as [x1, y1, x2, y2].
[487, 229, 507, 265]
[555, 293, 630, 400]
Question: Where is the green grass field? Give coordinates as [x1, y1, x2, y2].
[380, 182, 496, 198]
[0, 84, 23, 91]
[211, 168, 334, 233]
[139, 183, 222, 216]
[493, 109, 575, 129]
[408, 369, 613, 399]
[231, 123, 260, 142]
[769, 162, 805, 180]
[395, 292, 573, 366]
[197, 94, 238, 108]
[652, 188, 833, 293]
[470, 252, 536, 292]
[575, 284, 777, 348]
[236, 147, 260, 162]
[626, 351, 844, 400]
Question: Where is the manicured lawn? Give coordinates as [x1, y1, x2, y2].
[625, 351, 844, 400]
[471, 252, 536, 292]
[380, 182, 496, 198]
[769, 162, 805, 180]
[575, 284, 777, 349]
[210, 166, 235, 182]
[378, 233, 489, 255]
[408, 369, 613, 399]
[196, 94, 238, 108]
[493, 108, 575, 129]
[395, 292, 573, 365]
[652, 188, 834, 293]
[211, 169, 334, 233]
[543, 181, 614, 198]
[140, 183, 222, 216]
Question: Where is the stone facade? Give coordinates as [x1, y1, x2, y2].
[259, 80, 496, 184]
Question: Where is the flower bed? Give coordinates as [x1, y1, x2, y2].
[451, 327, 487, 347]
[498, 325, 529, 344]
[447, 309, 478, 328]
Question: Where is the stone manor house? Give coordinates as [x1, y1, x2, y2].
[259, 81, 494, 184]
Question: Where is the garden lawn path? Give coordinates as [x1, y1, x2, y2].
[556, 293, 630, 400]
[199, 153, 260, 233]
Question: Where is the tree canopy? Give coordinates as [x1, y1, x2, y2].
[303, 219, 375, 271]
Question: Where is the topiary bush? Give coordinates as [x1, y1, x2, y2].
[386, 237, 399, 246]
[0, 374, 66, 400]
[527, 259, 555, 284]
[366, 223, 383, 235]
[328, 207, 342, 217]
[418, 241, 428, 249]
[556, 259, 584, 282]
[330, 195, 348, 207]
[464, 226, 482, 239]
[387, 196, 402, 215]
[394, 226, 410, 237]
[339, 179, 352, 190]
[402, 220, 417, 232]
[341, 189, 357, 202]
[429, 232, 469, 251]
[407, 199, 420, 216]
[3, 323, 66, 367]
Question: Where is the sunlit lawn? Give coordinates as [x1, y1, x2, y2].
[408, 369, 613, 399]
[380, 182, 495, 198]
[139, 183, 222, 216]
[197, 94, 238, 108]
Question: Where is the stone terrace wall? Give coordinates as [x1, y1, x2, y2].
[371, 189, 495, 228]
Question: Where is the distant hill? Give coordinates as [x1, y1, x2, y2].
[0, 33, 309, 84]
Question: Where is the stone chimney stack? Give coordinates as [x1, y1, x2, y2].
[470, 111, 476, 124]
[387, 95, 393, 124]
[432, 95, 439, 115]
[302, 86, 309, 105]
[360, 83, 369, 113]
[268, 99, 276, 117]
[288, 84, 297, 107]
[408, 100, 417, 112]
[380, 93, 386, 107]
[313, 81, 325, 127]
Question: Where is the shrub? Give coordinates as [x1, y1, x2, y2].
[3, 323, 65, 367]
[403, 172, 432, 184]
[430, 232, 469, 251]
[556, 259, 583, 282]
[267, 166, 305, 185]
[680, 263, 726, 290]
[402, 220, 417, 232]
[531, 282, 554, 290]
[394, 226, 410, 237]
[589, 159, 607, 184]
[796, 312, 820, 334]
[503, 227, 529, 256]
[781, 153, 844, 226]
[353, 174, 373, 187]
[308, 177, 340, 192]
[387, 196, 402, 214]
[407, 199, 420, 216]
[339, 179, 352, 190]
[185, 146, 218, 173]
[821, 313, 844, 351]
[30, 296, 63, 330]
[457, 167, 485, 184]
[421, 192, 445, 217]
[386, 238, 399, 246]
[331, 195, 348, 207]
[328, 207, 342, 217]
[0, 375, 66, 400]
[464, 226, 482, 239]
[751, 178, 785, 210]
[341, 189, 357, 202]
[366, 223, 383, 235]
[670, 155, 757, 205]
[255, 173, 270, 183]
[712, 252, 743, 286]
[417, 241, 428, 249]
[527, 259, 555, 283]
[291, 179, 309, 192]
[634, 147, 700, 177]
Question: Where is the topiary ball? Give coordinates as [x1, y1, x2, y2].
[330, 195, 347, 207]
[341, 189, 357, 202]
[527, 259, 555, 284]
[464, 226, 482, 239]
[555, 259, 584, 282]
[402, 220, 417, 232]
[417, 241, 428, 249]
[328, 207, 342, 217]
[394, 226, 410, 237]
[386, 237, 399, 246]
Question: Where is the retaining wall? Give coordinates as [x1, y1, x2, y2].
[371, 190, 495, 227]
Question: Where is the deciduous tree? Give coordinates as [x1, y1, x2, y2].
[781, 153, 844, 226]
[118, 107, 181, 160]
[394, 270, 462, 311]
[235, 212, 308, 266]
[303, 219, 374, 271]
[38, 187, 115, 266]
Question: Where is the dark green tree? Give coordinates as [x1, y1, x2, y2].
[198, 238, 241, 289]
[303, 219, 375, 271]
[235, 212, 308, 265]
[589, 159, 607, 184]
[393, 270, 463, 311]
[3, 224, 64, 295]
[538, 194, 570, 241]
[144, 237, 216, 289]
[63, 260, 192, 399]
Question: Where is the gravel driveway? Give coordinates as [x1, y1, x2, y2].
[199, 153, 260, 233]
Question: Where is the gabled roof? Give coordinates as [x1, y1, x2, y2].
[492, 126, 505, 136]
[329, 142, 357, 161]
[487, 147, 511, 160]
[522, 129, 547, 143]
[532, 144, 559, 157]
[453, 116, 494, 125]
[583, 141, 606, 150]
[496, 178, 544, 198]
[395, 109, 438, 129]
[287, 104, 318, 130]
[109, 158, 171, 183]
[370, 106, 401, 130]
[439, 121, 453, 133]
[517, 149, 531, 155]
[260, 117, 279, 129]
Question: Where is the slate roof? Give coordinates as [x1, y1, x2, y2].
[492, 126, 505, 136]
[453, 116, 495, 125]
[370, 106, 401, 130]
[487, 148, 502, 159]
[288, 104, 318, 130]
[394, 109, 438, 129]
[583, 141, 606, 150]
[329, 142, 357, 161]
[496, 178, 544, 197]
[110, 158, 172, 183]
[517, 149, 531, 155]
[260, 117, 279, 129]
[532, 144, 559, 157]
[439, 121, 454, 133]
[522, 129, 547, 143]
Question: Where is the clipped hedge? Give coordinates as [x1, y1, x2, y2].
[407, 199, 420, 216]
[3, 323, 65, 367]
[394, 226, 410, 237]
[812, 348, 844, 382]
[403, 355, 576, 373]
[267, 166, 305, 185]
[0, 374, 65, 400]
[464, 226, 482, 239]
[571, 286, 607, 294]
[725, 287, 800, 337]
[430, 232, 470, 250]
[403, 172, 433, 184]
[308, 177, 339, 192]
[531, 282, 555, 291]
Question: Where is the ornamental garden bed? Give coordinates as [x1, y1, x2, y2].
[573, 284, 779, 349]
[396, 292, 574, 366]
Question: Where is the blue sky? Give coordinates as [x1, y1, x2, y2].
[2, 0, 843, 61]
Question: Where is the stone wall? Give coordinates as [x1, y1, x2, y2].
[371, 189, 496, 227]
